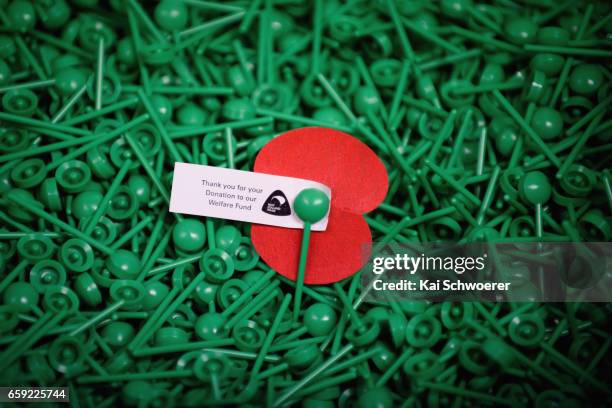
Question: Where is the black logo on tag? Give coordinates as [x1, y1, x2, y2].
[262, 190, 291, 216]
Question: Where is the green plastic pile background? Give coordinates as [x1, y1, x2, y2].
[0, 0, 611, 406]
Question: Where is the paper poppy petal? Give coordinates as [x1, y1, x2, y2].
[254, 127, 388, 214]
[251, 207, 372, 284]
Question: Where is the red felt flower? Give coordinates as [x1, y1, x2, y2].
[251, 127, 388, 284]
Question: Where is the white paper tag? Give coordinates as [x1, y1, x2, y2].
[170, 163, 331, 231]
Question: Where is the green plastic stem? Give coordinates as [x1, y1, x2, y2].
[293, 221, 311, 321]
[69, 301, 125, 337]
[273, 344, 354, 407]
[83, 159, 133, 235]
[251, 293, 292, 376]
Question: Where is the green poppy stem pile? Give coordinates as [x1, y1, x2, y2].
[0, 0, 610, 407]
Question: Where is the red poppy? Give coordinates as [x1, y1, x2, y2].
[251, 127, 388, 284]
